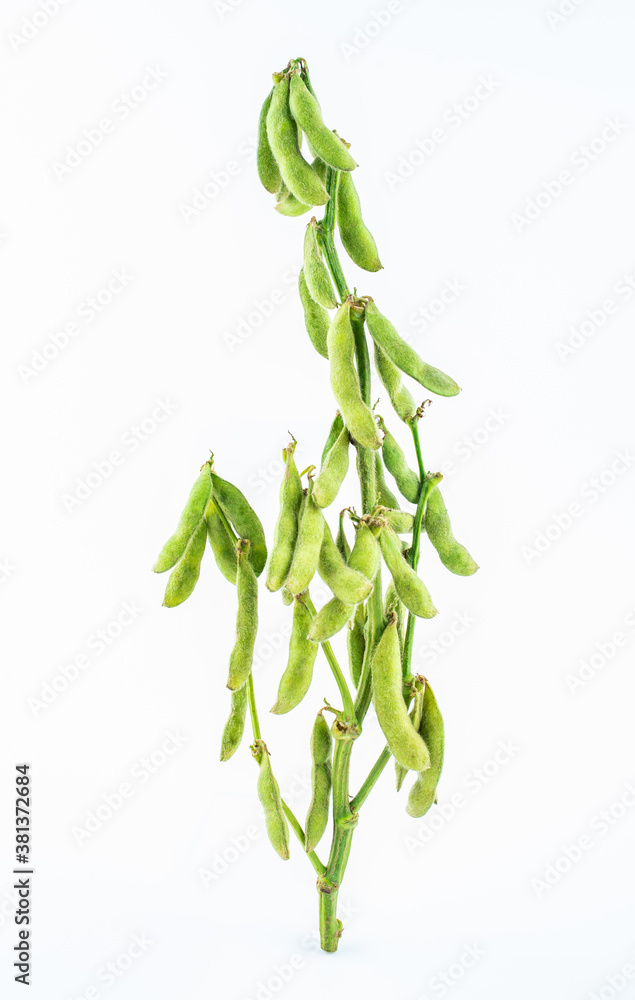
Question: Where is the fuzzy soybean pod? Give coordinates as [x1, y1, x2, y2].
[211, 473, 267, 577]
[425, 486, 479, 576]
[321, 412, 344, 466]
[374, 452, 399, 510]
[275, 185, 311, 217]
[384, 578, 407, 653]
[153, 461, 213, 573]
[270, 596, 319, 714]
[308, 595, 355, 643]
[328, 300, 382, 451]
[161, 519, 207, 607]
[304, 218, 337, 309]
[289, 72, 357, 172]
[304, 712, 333, 852]
[313, 424, 349, 508]
[205, 502, 237, 584]
[379, 527, 438, 619]
[407, 682, 445, 817]
[336, 509, 351, 561]
[336, 170, 383, 272]
[219, 685, 248, 762]
[347, 603, 366, 687]
[318, 520, 372, 605]
[257, 89, 282, 194]
[266, 77, 329, 207]
[378, 417, 420, 504]
[285, 480, 324, 596]
[253, 740, 290, 860]
[385, 509, 415, 534]
[395, 687, 424, 791]
[374, 341, 418, 423]
[365, 299, 459, 397]
[265, 442, 303, 592]
[371, 616, 430, 772]
[226, 540, 259, 691]
[298, 269, 329, 358]
[348, 520, 381, 583]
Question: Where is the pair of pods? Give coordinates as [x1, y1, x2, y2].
[305, 712, 333, 853]
[257, 70, 355, 213]
[252, 740, 290, 860]
[308, 519, 380, 644]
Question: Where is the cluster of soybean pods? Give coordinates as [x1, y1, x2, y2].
[153, 57, 478, 951]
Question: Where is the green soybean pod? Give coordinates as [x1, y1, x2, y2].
[205, 501, 237, 584]
[347, 603, 366, 687]
[365, 299, 460, 397]
[219, 685, 248, 762]
[379, 526, 438, 619]
[327, 300, 382, 451]
[371, 615, 430, 772]
[321, 412, 344, 466]
[257, 88, 282, 194]
[226, 540, 259, 691]
[336, 170, 383, 272]
[266, 77, 329, 207]
[336, 509, 351, 561]
[304, 712, 333, 852]
[266, 442, 303, 592]
[374, 452, 399, 510]
[161, 518, 207, 607]
[275, 184, 312, 217]
[378, 416, 420, 504]
[211, 473, 267, 577]
[285, 480, 325, 596]
[384, 578, 407, 653]
[317, 519, 372, 604]
[270, 596, 319, 714]
[425, 485, 479, 576]
[253, 740, 290, 860]
[304, 218, 337, 309]
[289, 72, 357, 172]
[407, 682, 445, 817]
[153, 461, 213, 573]
[298, 268, 329, 358]
[385, 510, 415, 534]
[307, 595, 355, 642]
[313, 424, 350, 508]
[374, 340, 418, 423]
[348, 520, 380, 583]
[395, 687, 423, 791]
[281, 585, 294, 606]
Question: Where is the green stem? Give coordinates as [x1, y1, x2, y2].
[246, 674, 261, 741]
[319, 168, 349, 301]
[281, 800, 326, 877]
[304, 596, 356, 721]
[350, 745, 391, 812]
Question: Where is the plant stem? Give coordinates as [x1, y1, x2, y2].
[281, 801, 326, 877]
[319, 168, 349, 301]
[304, 595, 356, 722]
[350, 745, 391, 812]
[246, 673, 261, 741]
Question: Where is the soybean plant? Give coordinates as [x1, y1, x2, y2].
[153, 57, 479, 953]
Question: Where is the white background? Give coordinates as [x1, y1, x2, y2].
[2, 0, 635, 997]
